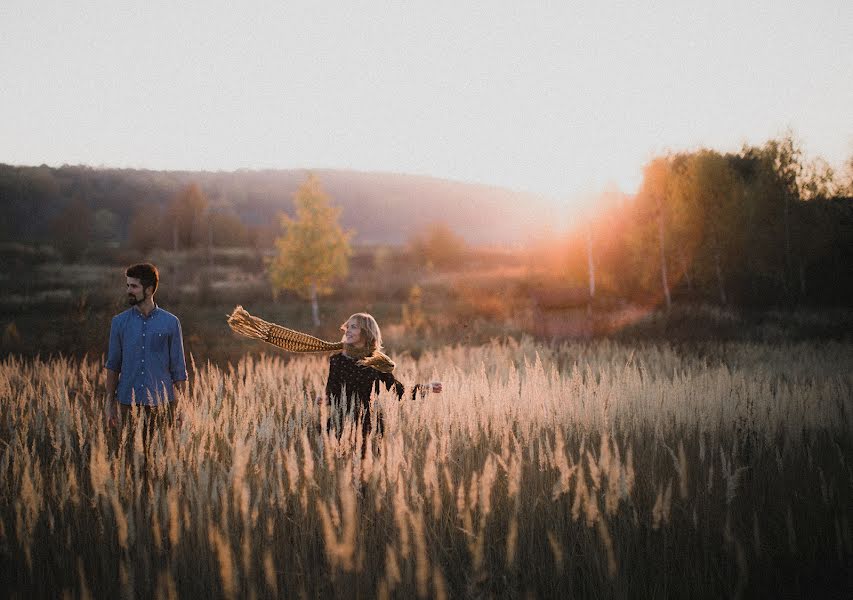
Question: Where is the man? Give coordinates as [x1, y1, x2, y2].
[105, 263, 187, 434]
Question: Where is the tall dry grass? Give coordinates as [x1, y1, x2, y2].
[0, 338, 851, 598]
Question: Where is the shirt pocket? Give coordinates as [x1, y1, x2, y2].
[151, 330, 170, 354]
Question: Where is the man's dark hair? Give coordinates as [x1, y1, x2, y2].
[126, 263, 159, 294]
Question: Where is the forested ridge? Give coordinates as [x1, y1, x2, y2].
[0, 164, 550, 248]
[1, 134, 852, 308]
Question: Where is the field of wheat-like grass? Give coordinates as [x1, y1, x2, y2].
[1, 338, 851, 598]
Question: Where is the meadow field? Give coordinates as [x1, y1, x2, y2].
[0, 338, 851, 598]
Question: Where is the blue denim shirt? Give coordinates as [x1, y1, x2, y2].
[105, 306, 188, 406]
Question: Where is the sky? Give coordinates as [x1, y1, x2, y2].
[1, 1, 851, 205]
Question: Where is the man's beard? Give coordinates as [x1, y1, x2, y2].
[127, 292, 146, 306]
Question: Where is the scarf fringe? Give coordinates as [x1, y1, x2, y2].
[355, 351, 396, 373]
[227, 305, 395, 373]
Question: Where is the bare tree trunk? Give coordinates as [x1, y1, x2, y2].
[207, 212, 213, 267]
[586, 224, 595, 314]
[714, 248, 727, 305]
[658, 206, 671, 310]
[783, 194, 792, 295]
[798, 258, 806, 298]
[310, 283, 320, 326]
[681, 254, 692, 293]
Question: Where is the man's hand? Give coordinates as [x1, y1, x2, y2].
[171, 398, 184, 428]
[172, 380, 187, 427]
[105, 400, 119, 429]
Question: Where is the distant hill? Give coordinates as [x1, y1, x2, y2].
[0, 164, 558, 246]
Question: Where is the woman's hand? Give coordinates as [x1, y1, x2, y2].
[418, 382, 442, 398]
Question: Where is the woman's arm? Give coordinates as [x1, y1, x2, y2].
[377, 371, 407, 399]
[377, 372, 443, 400]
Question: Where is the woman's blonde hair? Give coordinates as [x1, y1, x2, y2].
[341, 313, 383, 353]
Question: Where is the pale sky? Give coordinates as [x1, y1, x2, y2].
[1, 1, 851, 202]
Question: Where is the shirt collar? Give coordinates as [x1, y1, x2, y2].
[133, 303, 159, 319]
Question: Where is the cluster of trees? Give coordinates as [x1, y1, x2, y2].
[0, 165, 548, 260]
[128, 183, 252, 254]
[0, 166, 256, 262]
[568, 136, 853, 307]
[407, 222, 467, 270]
[266, 176, 472, 324]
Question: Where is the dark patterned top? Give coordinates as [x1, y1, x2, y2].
[325, 352, 416, 412]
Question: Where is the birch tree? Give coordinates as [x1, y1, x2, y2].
[269, 175, 352, 325]
[680, 151, 742, 305]
[637, 158, 674, 309]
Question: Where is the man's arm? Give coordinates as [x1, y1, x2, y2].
[106, 368, 119, 398]
[104, 317, 122, 427]
[105, 369, 119, 426]
[170, 318, 189, 418]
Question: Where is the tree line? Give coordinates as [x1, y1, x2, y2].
[560, 135, 853, 307]
[0, 166, 260, 262]
[0, 164, 549, 257]
[1, 134, 851, 309]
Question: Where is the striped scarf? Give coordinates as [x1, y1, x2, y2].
[226, 306, 396, 373]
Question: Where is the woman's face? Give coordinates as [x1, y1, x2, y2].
[341, 318, 364, 346]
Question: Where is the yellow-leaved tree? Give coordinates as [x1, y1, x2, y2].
[269, 175, 353, 325]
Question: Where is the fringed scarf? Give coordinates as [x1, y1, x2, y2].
[227, 305, 396, 373]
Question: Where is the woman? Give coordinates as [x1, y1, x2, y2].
[226, 306, 440, 441]
[326, 313, 441, 440]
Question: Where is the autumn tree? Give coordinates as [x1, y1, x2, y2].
[92, 208, 120, 245]
[128, 205, 161, 254]
[799, 157, 840, 201]
[168, 183, 208, 250]
[675, 151, 743, 304]
[584, 217, 596, 303]
[748, 135, 804, 295]
[736, 135, 841, 301]
[209, 212, 249, 247]
[407, 222, 467, 270]
[841, 154, 853, 196]
[268, 176, 352, 325]
[636, 157, 677, 309]
[51, 194, 92, 262]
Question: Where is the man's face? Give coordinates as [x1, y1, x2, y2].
[126, 277, 150, 306]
